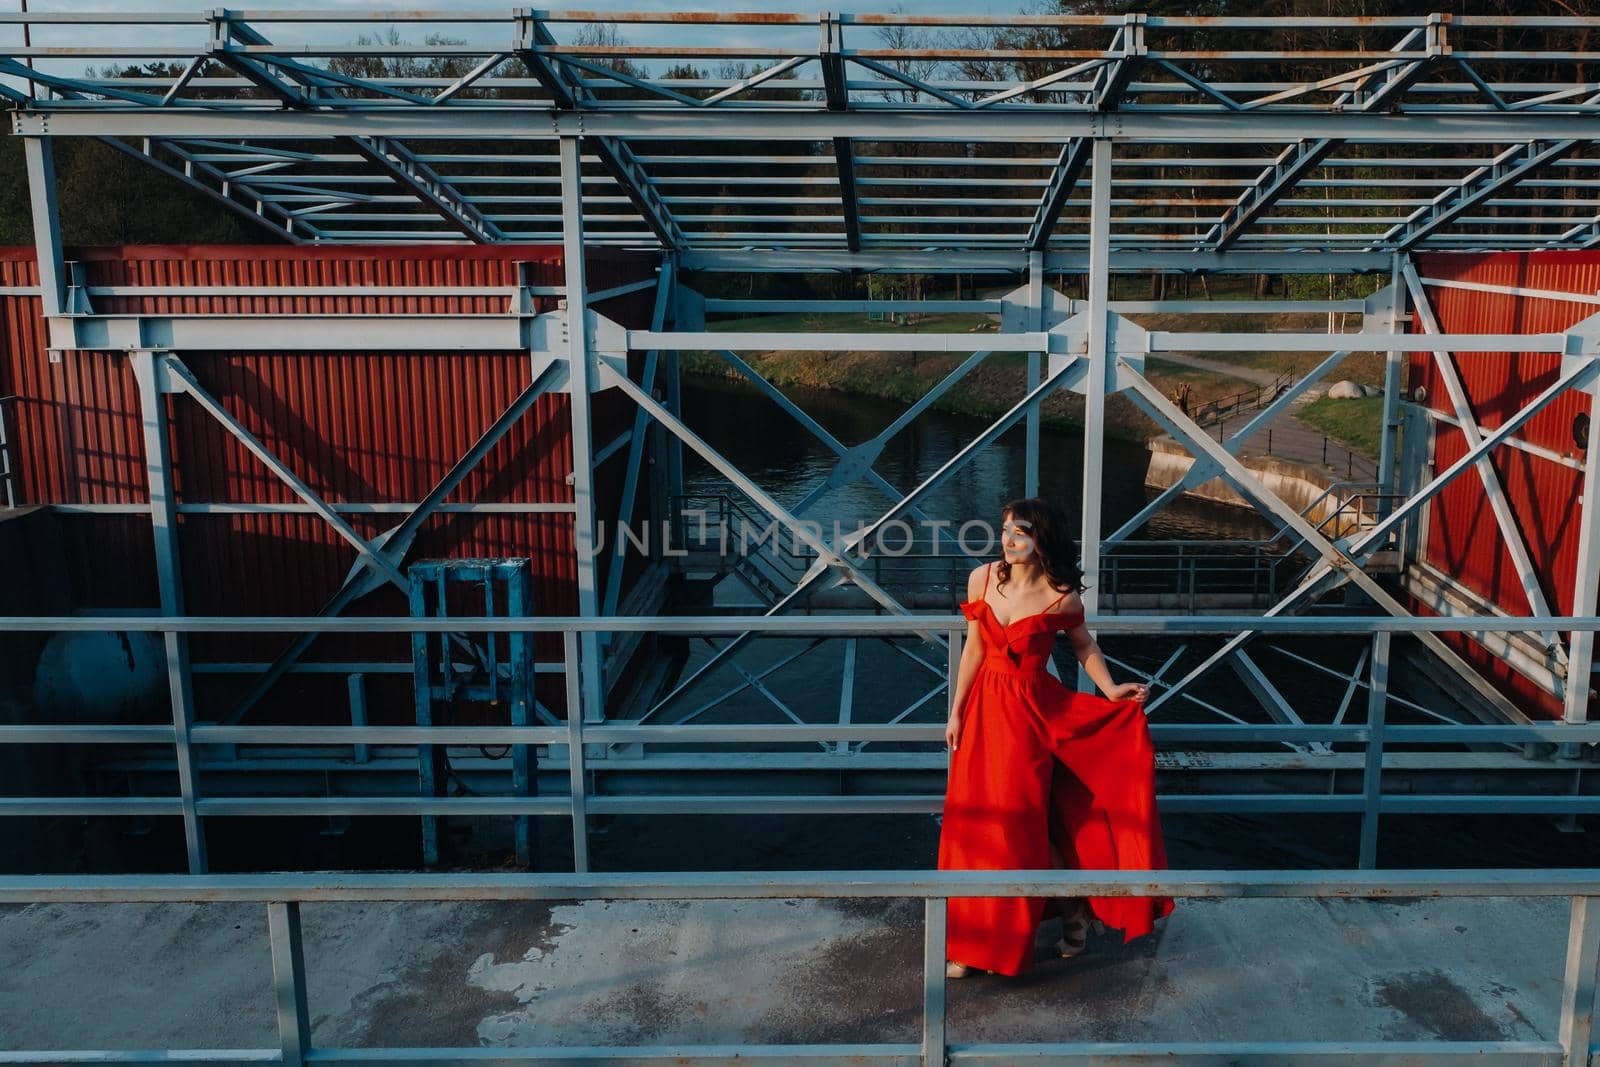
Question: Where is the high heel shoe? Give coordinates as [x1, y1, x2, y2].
[1055, 900, 1092, 958]
[946, 960, 974, 979]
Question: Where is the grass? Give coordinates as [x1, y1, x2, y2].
[683, 306, 1393, 448]
[1295, 394, 1385, 459]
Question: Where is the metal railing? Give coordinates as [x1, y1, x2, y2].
[0, 867, 1598, 1066]
[671, 493, 1303, 607]
[3, 614, 1600, 878]
[1191, 369, 1296, 429]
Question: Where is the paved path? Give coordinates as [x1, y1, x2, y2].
[0, 892, 1568, 1052]
[1149, 351, 1379, 483]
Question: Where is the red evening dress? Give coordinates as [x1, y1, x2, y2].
[936, 561, 1174, 976]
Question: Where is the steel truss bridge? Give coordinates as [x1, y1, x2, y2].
[1, 10, 1600, 889]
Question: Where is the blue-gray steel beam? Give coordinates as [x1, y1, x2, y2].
[1358, 631, 1392, 869]
[130, 353, 208, 874]
[21, 139, 63, 319]
[923, 898, 946, 1064]
[14, 717, 1600, 747]
[564, 630, 590, 872]
[1213, 25, 1442, 251]
[1106, 348, 1355, 548]
[1561, 895, 1600, 1067]
[594, 358, 949, 645]
[349, 136, 506, 243]
[1386, 137, 1586, 251]
[1148, 357, 1600, 720]
[1025, 255, 1042, 498]
[1080, 140, 1112, 632]
[6, 866, 1600, 902]
[1026, 140, 1093, 252]
[602, 258, 674, 621]
[7, 612, 1600, 638]
[163, 356, 409, 591]
[709, 346, 982, 564]
[1375, 267, 1406, 523]
[208, 12, 503, 243]
[267, 901, 311, 1067]
[681, 250, 1395, 274]
[98, 137, 307, 243]
[820, 16, 861, 252]
[1403, 260, 1564, 651]
[516, 13, 683, 248]
[1122, 361, 1531, 724]
[1025, 16, 1142, 251]
[26, 109, 1600, 145]
[833, 139, 861, 252]
[1565, 363, 1600, 725]
[633, 355, 1089, 722]
[226, 360, 571, 723]
[560, 135, 610, 769]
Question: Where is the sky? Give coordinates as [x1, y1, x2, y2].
[5, 1, 1037, 52]
[2, 0, 1040, 89]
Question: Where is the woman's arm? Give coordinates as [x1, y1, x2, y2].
[1064, 606, 1149, 703]
[946, 567, 987, 749]
[946, 618, 983, 749]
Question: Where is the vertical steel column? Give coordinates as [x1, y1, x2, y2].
[1358, 630, 1391, 869]
[1560, 895, 1600, 1067]
[1078, 139, 1113, 691]
[662, 258, 686, 535]
[1567, 368, 1600, 726]
[507, 571, 534, 866]
[1376, 256, 1408, 521]
[131, 352, 207, 874]
[1025, 250, 1044, 498]
[603, 254, 676, 623]
[346, 673, 369, 764]
[564, 629, 590, 872]
[922, 897, 947, 1067]
[22, 138, 64, 322]
[267, 901, 312, 1067]
[408, 575, 442, 867]
[559, 136, 606, 748]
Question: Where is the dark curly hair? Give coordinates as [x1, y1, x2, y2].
[995, 496, 1087, 597]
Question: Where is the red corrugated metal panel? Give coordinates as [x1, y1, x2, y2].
[1409, 252, 1598, 454]
[1404, 594, 1567, 720]
[1425, 423, 1584, 619]
[0, 244, 658, 716]
[1407, 252, 1598, 720]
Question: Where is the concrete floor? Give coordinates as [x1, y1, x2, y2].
[0, 892, 1571, 1054]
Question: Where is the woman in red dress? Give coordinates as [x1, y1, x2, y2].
[938, 496, 1174, 978]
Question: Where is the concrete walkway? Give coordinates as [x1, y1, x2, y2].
[1150, 351, 1378, 483]
[0, 892, 1568, 1053]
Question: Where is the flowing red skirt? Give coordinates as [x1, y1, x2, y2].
[937, 660, 1174, 976]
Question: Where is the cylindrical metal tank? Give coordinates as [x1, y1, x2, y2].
[31, 629, 167, 722]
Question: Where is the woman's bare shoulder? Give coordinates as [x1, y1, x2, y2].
[1054, 589, 1085, 616]
[965, 562, 990, 599]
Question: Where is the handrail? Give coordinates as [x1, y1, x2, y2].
[0, 868, 1596, 1067]
[1, 614, 1593, 634]
[1, 614, 1597, 873]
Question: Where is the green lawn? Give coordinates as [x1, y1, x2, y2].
[1295, 394, 1385, 459]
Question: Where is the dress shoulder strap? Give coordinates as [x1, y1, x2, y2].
[981, 561, 992, 598]
[1046, 588, 1068, 612]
